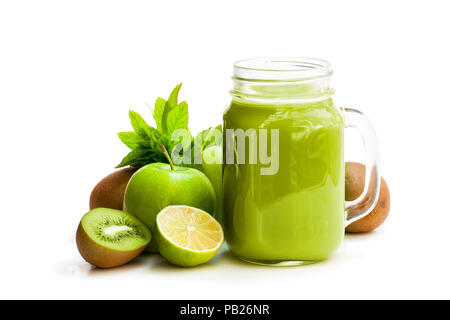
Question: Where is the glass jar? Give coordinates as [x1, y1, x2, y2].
[223, 57, 380, 265]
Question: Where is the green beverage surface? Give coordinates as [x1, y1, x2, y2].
[223, 97, 345, 262]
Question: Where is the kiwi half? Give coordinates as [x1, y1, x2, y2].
[76, 208, 151, 268]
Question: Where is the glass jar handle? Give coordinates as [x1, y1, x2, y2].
[343, 108, 381, 226]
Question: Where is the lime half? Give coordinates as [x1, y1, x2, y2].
[156, 205, 224, 267]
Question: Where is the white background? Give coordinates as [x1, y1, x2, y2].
[1, 0, 449, 300]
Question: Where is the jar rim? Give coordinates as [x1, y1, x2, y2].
[233, 57, 332, 81]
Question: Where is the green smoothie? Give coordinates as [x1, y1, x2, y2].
[223, 95, 345, 263]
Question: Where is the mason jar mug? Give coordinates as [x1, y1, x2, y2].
[222, 57, 380, 266]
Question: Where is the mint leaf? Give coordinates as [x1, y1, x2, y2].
[153, 97, 166, 131]
[166, 101, 192, 157]
[148, 126, 169, 150]
[116, 147, 167, 168]
[161, 83, 183, 133]
[115, 148, 148, 168]
[117, 131, 147, 149]
[131, 149, 166, 167]
[166, 101, 189, 136]
[169, 131, 193, 157]
[197, 124, 222, 150]
[129, 110, 151, 138]
[167, 83, 182, 109]
[194, 127, 210, 149]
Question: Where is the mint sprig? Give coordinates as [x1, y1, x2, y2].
[116, 83, 215, 169]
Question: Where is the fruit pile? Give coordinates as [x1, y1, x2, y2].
[76, 85, 223, 268]
[75, 85, 391, 269]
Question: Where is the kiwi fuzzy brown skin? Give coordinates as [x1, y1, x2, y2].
[345, 162, 390, 233]
[76, 223, 146, 269]
[89, 167, 138, 210]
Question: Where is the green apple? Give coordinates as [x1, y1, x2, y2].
[200, 145, 222, 224]
[123, 162, 216, 253]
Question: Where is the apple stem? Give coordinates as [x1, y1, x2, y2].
[160, 144, 175, 171]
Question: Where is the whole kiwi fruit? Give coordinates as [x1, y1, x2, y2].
[76, 208, 151, 268]
[345, 162, 390, 233]
[89, 167, 138, 210]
